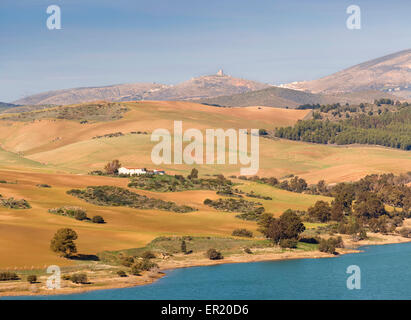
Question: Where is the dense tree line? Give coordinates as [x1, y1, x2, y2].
[275, 107, 411, 150]
[302, 173, 411, 238]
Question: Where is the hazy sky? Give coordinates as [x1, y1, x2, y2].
[1, 0, 410, 102]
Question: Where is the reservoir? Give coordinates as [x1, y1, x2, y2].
[7, 242, 411, 300]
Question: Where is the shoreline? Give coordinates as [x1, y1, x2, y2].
[2, 233, 411, 298]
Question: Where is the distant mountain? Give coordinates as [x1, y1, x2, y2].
[198, 86, 395, 108]
[283, 49, 411, 98]
[146, 71, 270, 101]
[14, 70, 270, 105]
[14, 83, 165, 106]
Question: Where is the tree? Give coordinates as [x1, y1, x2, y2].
[92, 215, 105, 224]
[50, 228, 78, 258]
[71, 273, 88, 284]
[354, 192, 386, 220]
[181, 240, 187, 253]
[307, 201, 331, 222]
[130, 264, 141, 276]
[27, 275, 37, 283]
[188, 168, 199, 179]
[265, 210, 305, 244]
[257, 213, 274, 237]
[104, 159, 121, 175]
[206, 248, 223, 260]
[279, 209, 305, 239]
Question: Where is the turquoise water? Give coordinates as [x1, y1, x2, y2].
[6, 243, 411, 300]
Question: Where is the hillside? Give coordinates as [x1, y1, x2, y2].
[199, 86, 395, 108]
[146, 72, 270, 101]
[284, 49, 411, 98]
[0, 100, 410, 272]
[13, 71, 270, 105]
[13, 83, 165, 106]
[0, 101, 409, 183]
[0, 102, 19, 111]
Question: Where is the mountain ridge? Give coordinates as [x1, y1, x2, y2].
[283, 49, 411, 97]
[14, 71, 270, 106]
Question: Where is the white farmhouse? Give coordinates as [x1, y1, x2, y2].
[118, 167, 166, 176]
[118, 167, 147, 176]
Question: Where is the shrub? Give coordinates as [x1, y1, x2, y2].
[70, 273, 88, 284]
[74, 211, 88, 221]
[279, 239, 298, 248]
[135, 258, 158, 271]
[130, 264, 141, 276]
[49, 206, 88, 221]
[318, 237, 343, 254]
[299, 237, 319, 244]
[206, 248, 223, 260]
[0, 272, 19, 281]
[37, 184, 51, 188]
[27, 275, 37, 283]
[62, 274, 71, 280]
[0, 197, 31, 209]
[141, 251, 156, 259]
[232, 228, 253, 238]
[244, 247, 252, 254]
[399, 227, 411, 238]
[120, 256, 134, 267]
[91, 215, 105, 224]
[181, 240, 187, 253]
[67, 186, 196, 213]
[117, 270, 127, 277]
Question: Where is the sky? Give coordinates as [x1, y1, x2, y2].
[0, 0, 410, 102]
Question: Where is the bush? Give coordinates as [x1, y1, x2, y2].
[120, 256, 134, 267]
[37, 184, 51, 188]
[49, 206, 88, 221]
[74, 211, 88, 221]
[71, 273, 88, 284]
[399, 227, 411, 238]
[27, 275, 37, 283]
[0, 197, 31, 209]
[117, 270, 127, 277]
[141, 251, 156, 259]
[206, 248, 223, 260]
[0, 272, 19, 281]
[318, 237, 343, 254]
[92, 215, 105, 224]
[279, 238, 298, 248]
[130, 264, 141, 276]
[299, 237, 319, 244]
[62, 274, 71, 280]
[135, 258, 159, 271]
[67, 186, 196, 213]
[244, 247, 252, 254]
[232, 228, 253, 238]
[181, 240, 187, 253]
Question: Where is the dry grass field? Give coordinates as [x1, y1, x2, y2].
[0, 170, 327, 268]
[0, 101, 410, 269]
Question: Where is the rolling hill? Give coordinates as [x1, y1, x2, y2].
[0, 102, 19, 111]
[0, 101, 409, 183]
[0, 100, 410, 271]
[13, 71, 270, 106]
[283, 49, 411, 98]
[198, 86, 395, 108]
